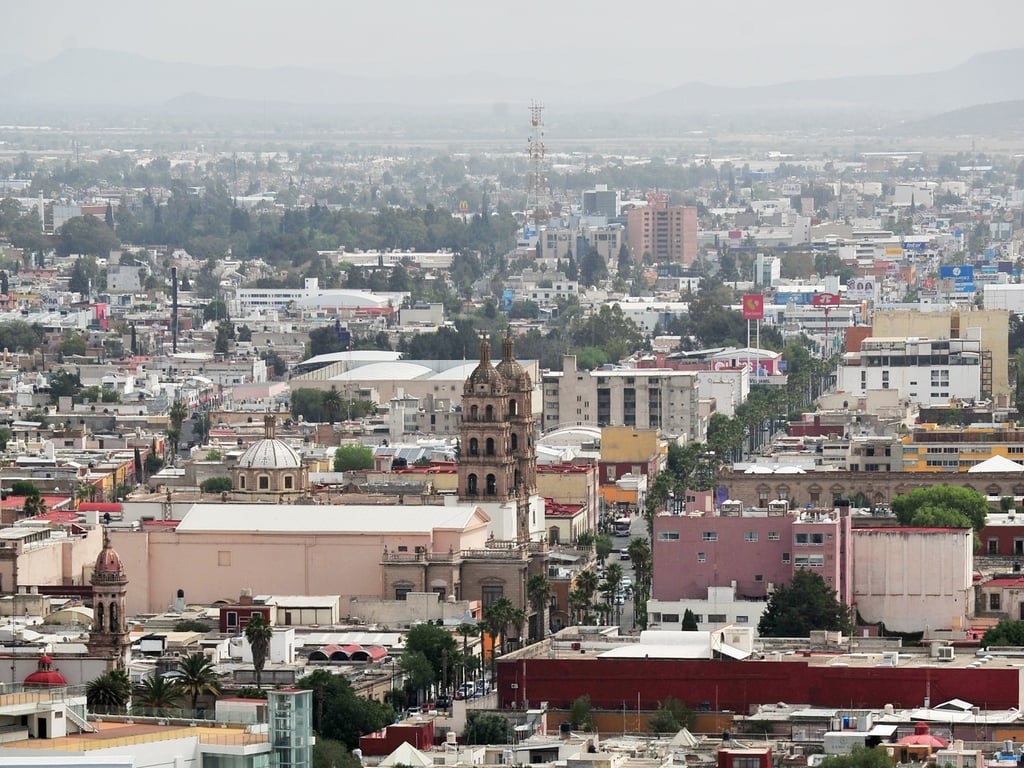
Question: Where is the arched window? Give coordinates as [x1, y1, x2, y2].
[467, 473, 478, 495]
[509, 399, 518, 417]
[485, 405, 494, 421]
[514, 469, 521, 488]
[469, 438, 479, 456]
[486, 438, 495, 456]
[486, 474, 497, 495]
[239, 475, 246, 489]
[470, 405, 479, 421]
[258, 475, 270, 490]
[95, 602, 104, 632]
[511, 433, 518, 451]
[109, 602, 119, 633]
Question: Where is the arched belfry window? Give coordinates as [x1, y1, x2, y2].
[509, 399, 518, 417]
[469, 438, 479, 456]
[485, 405, 494, 421]
[467, 474, 478, 495]
[486, 474, 497, 495]
[486, 438, 495, 456]
[511, 433, 518, 451]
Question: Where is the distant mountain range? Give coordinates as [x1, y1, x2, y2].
[1, 47, 1024, 130]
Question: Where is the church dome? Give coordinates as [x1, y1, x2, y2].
[237, 438, 302, 470]
[24, 655, 67, 687]
[94, 536, 124, 575]
[464, 335, 506, 396]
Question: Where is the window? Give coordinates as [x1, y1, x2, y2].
[657, 531, 680, 541]
[744, 531, 758, 542]
[768, 531, 780, 541]
[782, 552, 791, 563]
[708, 614, 727, 623]
[258, 475, 269, 490]
[990, 593, 1002, 611]
[284, 475, 293, 489]
[754, 574, 764, 582]
[988, 538, 1000, 555]
[467, 473, 478, 495]
[662, 613, 680, 623]
[226, 611, 238, 628]
[697, 552, 706, 563]
[702, 531, 718, 541]
[486, 437, 495, 456]
[795, 533, 808, 544]
[486, 473, 497, 495]
[239, 475, 246, 489]
[651, 612, 662, 623]
[811, 533, 824, 544]
[735, 615, 749, 623]
[482, 585, 504, 607]
[469, 438, 479, 456]
[395, 585, 412, 601]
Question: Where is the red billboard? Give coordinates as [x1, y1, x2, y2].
[812, 292, 841, 307]
[742, 294, 764, 320]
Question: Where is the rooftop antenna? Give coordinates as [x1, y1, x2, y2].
[526, 101, 547, 237]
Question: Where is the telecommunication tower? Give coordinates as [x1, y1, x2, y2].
[526, 101, 547, 233]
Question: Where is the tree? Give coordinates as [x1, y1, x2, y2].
[464, 711, 511, 744]
[820, 746, 896, 768]
[174, 619, 214, 633]
[176, 652, 222, 715]
[0, 320, 44, 353]
[56, 215, 120, 258]
[48, 369, 83, 401]
[527, 573, 552, 641]
[981, 620, 1024, 647]
[298, 669, 394, 749]
[400, 649, 435, 705]
[312, 739, 362, 768]
[681, 609, 699, 631]
[404, 622, 458, 693]
[244, 613, 274, 689]
[323, 387, 343, 424]
[648, 696, 694, 733]
[68, 257, 99, 296]
[891, 485, 988, 533]
[168, 399, 189, 458]
[758, 570, 852, 637]
[203, 299, 230, 323]
[134, 675, 183, 716]
[569, 694, 594, 731]
[334, 444, 374, 471]
[87, 670, 131, 712]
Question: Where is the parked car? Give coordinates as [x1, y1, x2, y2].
[619, 549, 631, 561]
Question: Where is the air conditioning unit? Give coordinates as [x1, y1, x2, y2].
[937, 646, 955, 661]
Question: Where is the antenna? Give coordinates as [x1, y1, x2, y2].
[526, 101, 547, 236]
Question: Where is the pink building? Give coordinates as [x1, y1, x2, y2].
[652, 504, 852, 605]
[626, 201, 698, 266]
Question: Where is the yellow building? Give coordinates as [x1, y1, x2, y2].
[872, 308, 1009, 405]
[902, 422, 1024, 472]
[600, 426, 663, 465]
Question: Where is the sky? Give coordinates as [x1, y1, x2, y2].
[4, 0, 1024, 89]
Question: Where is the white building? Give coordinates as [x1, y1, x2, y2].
[648, 585, 768, 632]
[838, 336, 982, 406]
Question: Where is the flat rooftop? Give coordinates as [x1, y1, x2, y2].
[5, 720, 266, 751]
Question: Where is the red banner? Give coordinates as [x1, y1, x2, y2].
[742, 294, 764, 320]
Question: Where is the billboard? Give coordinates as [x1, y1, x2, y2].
[742, 294, 764, 320]
[846, 278, 876, 301]
[939, 264, 975, 293]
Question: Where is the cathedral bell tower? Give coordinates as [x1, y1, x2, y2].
[88, 530, 131, 670]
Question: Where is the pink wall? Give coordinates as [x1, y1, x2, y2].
[652, 511, 851, 603]
[112, 523, 488, 616]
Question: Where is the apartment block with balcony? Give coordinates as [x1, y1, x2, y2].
[626, 202, 698, 266]
[901, 423, 1024, 472]
[542, 355, 701, 441]
[838, 336, 982, 406]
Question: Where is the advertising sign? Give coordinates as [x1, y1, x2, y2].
[846, 278, 876, 301]
[939, 264, 975, 293]
[812, 292, 841, 307]
[742, 294, 764, 320]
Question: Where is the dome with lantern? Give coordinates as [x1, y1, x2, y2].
[24, 655, 66, 687]
[464, 335, 506, 396]
[495, 328, 532, 391]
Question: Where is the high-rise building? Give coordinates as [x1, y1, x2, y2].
[626, 200, 698, 266]
[582, 185, 620, 218]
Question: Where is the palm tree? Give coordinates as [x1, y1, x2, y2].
[322, 387, 342, 424]
[568, 589, 589, 626]
[176, 652, 222, 715]
[168, 399, 189, 459]
[454, 622, 480, 686]
[482, 597, 519, 680]
[87, 670, 131, 713]
[575, 569, 599, 621]
[527, 574, 552, 642]
[134, 675, 183, 716]
[244, 614, 273, 689]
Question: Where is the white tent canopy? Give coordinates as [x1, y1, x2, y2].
[967, 455, 1024, 473]
[380, 742, 433, 768]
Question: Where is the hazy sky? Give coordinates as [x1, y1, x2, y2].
[5, 0, 1024, 88]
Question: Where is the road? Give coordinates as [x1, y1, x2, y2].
[611, 512, 648, 634]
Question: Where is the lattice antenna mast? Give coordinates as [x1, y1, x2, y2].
[526, 101, 547, 230]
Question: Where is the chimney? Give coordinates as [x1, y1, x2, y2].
[239, 588, 253, 606]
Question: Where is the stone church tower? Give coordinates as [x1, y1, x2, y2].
[459, 330, 538, 541]
[88, 530, 131, 670]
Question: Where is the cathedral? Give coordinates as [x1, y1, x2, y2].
[458, 329, 543, 542]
